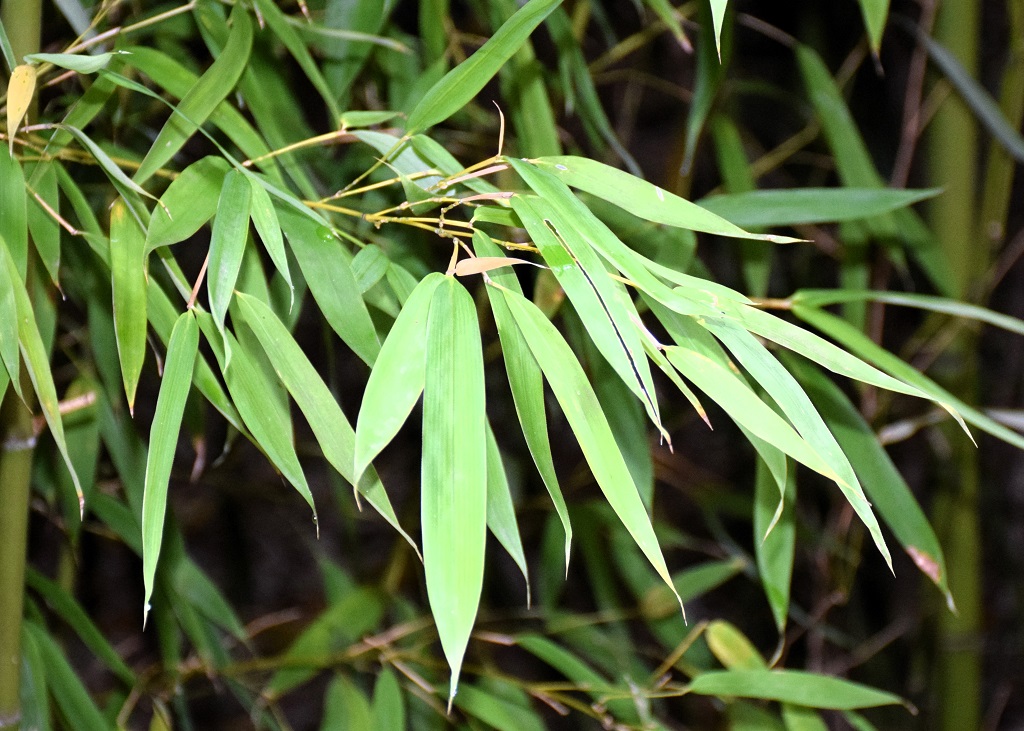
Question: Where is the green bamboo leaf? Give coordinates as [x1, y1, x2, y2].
[474, 231, 572, 568]
[321, 675, 372, 730]
[146, 156, 230, 252]
[528, 156, 797, 242]
[279, 205, 381, 366]
[233, 292, 417, 553]
[688, 670, 907, 711]
[706, 620, 766, 670]
[512, 194, 667, 443]
[24, 50, 128, 74]
[898, 17, 1024, 163]
[645, 0, 690, 48]
[355, 273, 444, 481]
[698, 188, 940, 228]
[265, 587, 385, 698]
[794, 289, 1024, 336]
[370, 667, 405, 731]
[0, 237, 19, 396]
[25, 161, 61, 287]
[57, 125, 158, 210]
[110, 198, 148, 411]
[134, 3, 253, 184]
[196, 313, 318, 524]
[251, 0, 342, 124]
[682, 2, 726, 171]
[422, 276, 488, 705]
[171, 557, 247, 641]
[710, 0, 730, 57]
[0, 18, 14, 71]
[247, 174, 292, 306]
[23, 622, 108, 731]
[340, 110, 401, 129]
[208, 169, 252, 335]
[784, 353, 953, 608]
[485, 423, 530, 604]
[1, 233, 82, 511]
[783, 704, 830, 731]
[858, 0, 889, 54]
[406, 0, 561, 133]
[24, 568, 135, 685]
[502, 288, 680, 610]
[754, 456, 795, 633]
[705, 318, 890, 566]
[351, 244, 390, 294]
[0, 145, 28, 276]
[454, 683, 546, 731]
[141, 311, 198, 626]
[19, 623, 52, 731]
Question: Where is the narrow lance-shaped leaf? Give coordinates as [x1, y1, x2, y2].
[246, 174, 293, 308]
[233, 292, 418, 555]
[146, 156, 230, 251]
[784, 352, 952, 607]
[485, 422, 530, 605]
[754, 455, 795, 633]
[474, 231, 572, 568]
[134, 3, 253, 184]
[858, 0, 890, 55]
[406, 0, 561, 132]
[0, 145, 28, 278]
[355, 273, 445, 481]
[422, 277, 488, 706]
[110, 198, 148, 411]
[25, 160, 61, 288]
[141, 311, 198, 626]
[208, 168, 252, 336]
[0, 235, 20, 395]
[24, 51, 128, 74]
[501, 288, 681, 612]
[689, 670, 908, 711]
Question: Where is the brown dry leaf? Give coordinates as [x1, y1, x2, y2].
[453, 256, 541, 277]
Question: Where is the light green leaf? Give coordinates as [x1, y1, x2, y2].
[754, 456, 795, 633]
[134, 3, 253, 184]
[0, 237, 19, 395]
[146, 156, 230, 252]
[529, 156, 797, 242]
[24, 50, 128, 74]
[502, 288, 680, 610]
[340, 110, 401, 129]
[141, 311, 198, 626]
[247, 174, 292, 306]
[422, 276, 488, 705]
[406, 0, 561, 132]
[110, 198, 147, 411]
[455, 683, 546, 731]
[698, 187, 940, 228]
[688, 670, 906, 710]
[1, 145, 29, 277]
[858, 0, 890, 54]
[485, 423, 530, 604]
[25, 161, 61, 287]
[196, 313, 318, 524]
[58, 125, 158, 210]
[710, 0, 729, 57]
[321, 675, 372, 730]
[352, 244, 390, 294]
[370, 667, 405, 731]
[645, 0, 690, 48]
[24, 568, 134, 685]
[208, 169, 252, 334]
[474, 231, 572, 568]
[279, 206, 381, 366]
[355, 273, 444, 481]
[706, 620, 766, 670]
[23, 622, 108, 731]
[233, 292, 417, 553]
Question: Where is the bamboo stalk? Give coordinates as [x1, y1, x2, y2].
[0, 0, 42, 726]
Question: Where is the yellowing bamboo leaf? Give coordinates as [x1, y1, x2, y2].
[7, 64, 36, 153]
[453, 256, 541, 277]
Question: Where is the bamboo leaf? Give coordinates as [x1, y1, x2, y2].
[485, 423, 530, 604]
[6, 64, 35, 152]
[110, 198, 148, 411]
[858, 0, 890, 54]
[754, 456, 795, 633]
[785, 353, 952, 607]
[141, 311, 198, 626]
[422, 276, 488, 705]
[19, 623, 52, 731]
[454, 256, 540, 276]
[0, 145, 28, 278]
[24, 51, 128, 74]
[25, 161, 61, 288]
[23, 622, 108, 731]
[146, 156, 230, 252]
[710, 0, 730, 57]
[474, 231, 572, 568]
[689, 670, 907, 710]
[370, 668, 405, 731]
[233, 292, 417, 553]
[279, 205, 381, 366]
[455, 683, 546, 731]
[134, 4, 252, 184]
[0, 236, 20, 395]
[208, 169, 252, 335]
[247, 174, 292, 306]
[502, 288, 680, 610]
[698, 188, 940, 228]
[528, 156, 797, 242]
[406, 0, 561, 133]
[707, 620, 766, 670]
[355, 273, 444, 481]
